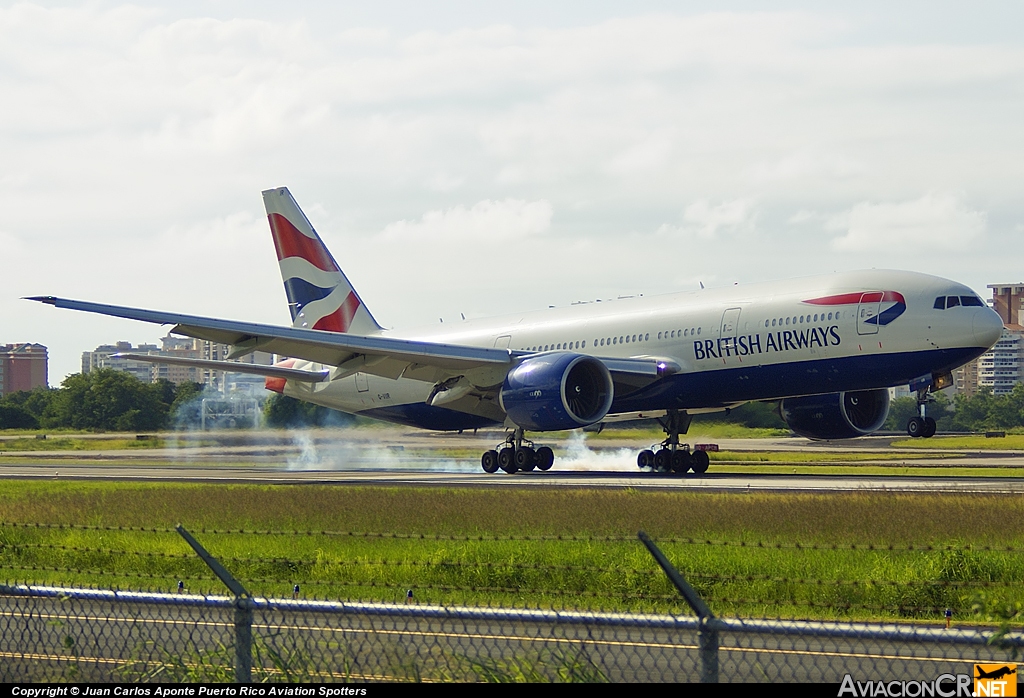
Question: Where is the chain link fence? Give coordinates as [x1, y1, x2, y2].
[0, 584, 1019, 683]
[1, 526, 1021, 683]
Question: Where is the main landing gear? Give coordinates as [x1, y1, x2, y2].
[480, 427, 555, 474]
[906, 386, 937, 439]
[636, 409, 710, 475]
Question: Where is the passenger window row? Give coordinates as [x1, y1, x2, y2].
[594, 333, 651, 348]
[658, 328, 699, 340]
[764, 312, 840, 328]
[524, 330, 665, 352]
[934, 295, 984, 309]
[526, 340, 587, 352]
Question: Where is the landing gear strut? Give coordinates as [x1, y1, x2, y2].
[637, 410, 709, 475]
[907, 387, 937, 438]
[480, 427, 555, 474]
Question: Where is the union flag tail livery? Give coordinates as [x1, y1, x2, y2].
[262, 187, 381, 335]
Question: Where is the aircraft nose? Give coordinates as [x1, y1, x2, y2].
[973, 307, 1004, 348]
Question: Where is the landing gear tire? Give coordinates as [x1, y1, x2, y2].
[907, 416, 925, 438]
[672, 450, 691, 473]
[922, 417, 937, 438]
[498, 447, 517, 473]
[481, 450, 499, 473]
[637, 449, 655, 469]
[654, 449, 671, 472]
[536, 446, 554, 471]
[516, 446, 536, 471]
[691, 449, 710, 474]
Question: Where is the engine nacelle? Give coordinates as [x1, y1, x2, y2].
[499, 353, 614, 431]
[780, 389, 890, 440]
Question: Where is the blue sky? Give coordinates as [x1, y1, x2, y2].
[3, 2, 1023, 380]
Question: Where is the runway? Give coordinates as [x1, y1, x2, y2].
[4, 463, 1024, 494]
[2, 428, 1023, 493]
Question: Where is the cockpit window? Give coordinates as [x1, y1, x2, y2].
[960, 295, 985, 307]
[934, 296, 945, 310]
[946, 296, 960, 308]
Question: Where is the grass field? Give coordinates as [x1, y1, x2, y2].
[1, 481, 1022, 623]
[892, 435, 1024, 450]
[0, 437, 165, 451]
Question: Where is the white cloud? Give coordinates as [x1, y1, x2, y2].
[669, 199, 756, 239]
[379, 199, 552, 242]
[1, 5, 1023, 379]
[603, 133, 674, 176]
[788, 209, 820, 225]
[829, 194, 986, 252]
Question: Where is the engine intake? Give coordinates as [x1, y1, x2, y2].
[500, 353, 614, 431]
[780, 389, 890, 440]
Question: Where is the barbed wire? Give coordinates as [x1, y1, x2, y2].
[1, 522, 1020, 552]
[4, 544, 1022, 590]
[0, 569, 977, 614]
[1, 557, 1017, 596]
[697, 596, 970, 614]
[687, 573, 1019, 588]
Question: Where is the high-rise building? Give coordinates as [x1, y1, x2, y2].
[164, 336, 274, 392]
[960, 283, 1024, 396]
[977, 329, 1023, 394]
[81, 337, 273, 392]
[953, 358, 980, 397]
[989, 284, 1024, 327]
[81, 341, 160, 384]
[0, 343, 48, 397]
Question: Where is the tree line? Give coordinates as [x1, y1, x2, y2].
[0, 369, 204, 430]
[883, 384, 1024, 433]
[0, 367, 1021, 432]
[0, 368, 353, 431]
[691, 386, 1024, 434]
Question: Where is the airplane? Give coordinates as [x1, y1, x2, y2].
[976, 666, 1016, 681]
[28, 187, 1004, 475]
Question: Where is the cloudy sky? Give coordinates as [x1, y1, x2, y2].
[3, 1, 1023, 381]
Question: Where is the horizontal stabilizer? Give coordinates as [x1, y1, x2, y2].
[113, 353, 330, 383]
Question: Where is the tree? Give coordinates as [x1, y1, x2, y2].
[0, 404, 39, 429]
[948, 384, 1024, 432]
[0, 388, 57, 421]
[883, 391, 956, 432]
[41, 369, 169, 431]
[168, 381, 205, 428]
[263, 394, 356, 428]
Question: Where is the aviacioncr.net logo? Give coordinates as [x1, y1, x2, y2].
[839, 673, 973, 697]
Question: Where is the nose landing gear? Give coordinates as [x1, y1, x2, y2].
[907, 386, 937, 438]
[480, 427, 555, 474]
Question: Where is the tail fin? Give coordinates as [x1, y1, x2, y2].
[262, 187, 382, 335]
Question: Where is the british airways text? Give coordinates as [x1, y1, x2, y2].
[694, 325, 841, 360]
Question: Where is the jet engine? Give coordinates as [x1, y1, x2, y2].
[499, 353, 614, 431]
[780, 389, 890, 440]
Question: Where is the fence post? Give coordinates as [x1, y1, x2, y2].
[176, 525, 253, 683]
[638, 530, 719, 683]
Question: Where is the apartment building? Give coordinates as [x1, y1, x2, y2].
[0, 343, 48, 396]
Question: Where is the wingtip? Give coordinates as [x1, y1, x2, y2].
[23, 296, 57, 305]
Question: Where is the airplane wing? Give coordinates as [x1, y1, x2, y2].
[30, 296, 513, 386]
[30, 297, 677, 389]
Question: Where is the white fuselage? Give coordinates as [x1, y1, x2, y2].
[281, 269, 1001, 430]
